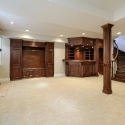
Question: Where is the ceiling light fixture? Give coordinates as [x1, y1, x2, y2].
[26, 30, 29, 32]
[11, 22, 13, 24]
[82, 33, 85, 35]
[117, 32, 121, 34]
[60, 35, 63, 37]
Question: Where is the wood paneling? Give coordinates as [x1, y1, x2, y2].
[22, 50, 45, 68]
[45, 42, 54, 77]
[63, 60, 96, 77]
[68, 37, 82, 44]
[82, 62, 95, 77]
[98, 48, 103, 74]
[10, 39, 22, 80]
[74, 50, 82, 60]
[82, 37, 94, 46]
[10, 39, 54, 80]
[23, 41, 45, 47]
[69, 62, 81, 77]
[22, 68, 45, 78]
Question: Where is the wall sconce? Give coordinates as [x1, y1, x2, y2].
[0, 49, 2, 52]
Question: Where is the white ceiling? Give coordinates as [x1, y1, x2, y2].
[84, 0, 125, 11]
[0, 0, 125, 39]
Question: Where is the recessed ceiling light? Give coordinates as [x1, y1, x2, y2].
[82, 33, 85, 35]
[26, 30, 29, 32]
[117, 32, 121, 34]
[10, 22, 13, 24]
[60, 35, 63, 37]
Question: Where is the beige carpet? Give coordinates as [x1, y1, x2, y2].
[0, 76, 125, 125]
[0, 83, 9, 97]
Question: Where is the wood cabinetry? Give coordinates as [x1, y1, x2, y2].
[45, 42, 54, 77]
[22, 68, 45, 78]
[64, 60, 96, 77]
[10, 39, 22, 80]
[68, 62, 81, 77]
[96, 39, 103, 74]
[63, 37, 103, 77]
[10, 39, 54, 81]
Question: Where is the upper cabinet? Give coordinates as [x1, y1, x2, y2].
[68, 37, 83, 45]
[65, 37, 95, 60]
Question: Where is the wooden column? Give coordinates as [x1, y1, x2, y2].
[101, 23, 114, 94]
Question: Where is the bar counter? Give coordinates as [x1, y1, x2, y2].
[62, 59, 98, 77]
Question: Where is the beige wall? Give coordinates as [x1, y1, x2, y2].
[0, 38, 10, 79]
[0, 29, 67, 81]
[0, 38, 65, 80]
[54, 42, 65, 76]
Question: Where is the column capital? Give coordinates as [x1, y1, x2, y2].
[101, 23, 114, 29]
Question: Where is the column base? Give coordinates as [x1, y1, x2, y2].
[102, 89, 112, 94]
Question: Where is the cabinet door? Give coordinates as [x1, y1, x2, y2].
[10, 39, 22, 80]
[83, 63, 94, 77]
[45, 42, 54, 77]
[10, 67, 22, 80]
[22, 69, 28, 78]
[69, 62, 81, 77]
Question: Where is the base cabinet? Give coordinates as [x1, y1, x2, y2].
[82, 63, 95, 77]
[68, 62, 81, 77]
[22, 68, 45, 78]
[64, 60, 96, 77]
[10, 67, 22, 80]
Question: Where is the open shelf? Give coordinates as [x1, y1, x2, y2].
[68, 48, 75, 59]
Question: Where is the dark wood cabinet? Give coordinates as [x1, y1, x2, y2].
[63, 37, 103, 77]
[10, 39, 54, 80]
[10, 39, 22, 80]
[45, 42, 54, 77]
[96, 39, 103, 74]
[82, 62, 95, 77]
[68, 62, 81, 77]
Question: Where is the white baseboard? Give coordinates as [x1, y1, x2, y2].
[54, 73, 65, 77]
[0, 78, 10, 82]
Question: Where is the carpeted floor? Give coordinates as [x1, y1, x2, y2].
[0, 76, 125, 125]
[0, 83, 9, 97]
